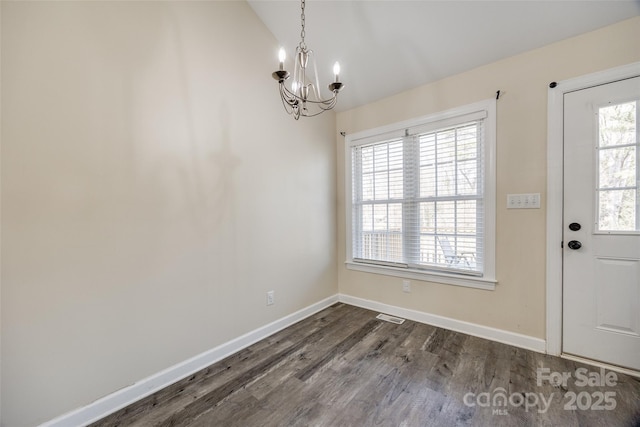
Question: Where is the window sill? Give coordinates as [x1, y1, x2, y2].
[345, 261, 497, 291]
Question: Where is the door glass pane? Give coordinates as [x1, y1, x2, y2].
[598, 146, 636, 188]
[599, 102, 636, 147]
[598, 190, 636, 231]
[596, 100, 638, 232]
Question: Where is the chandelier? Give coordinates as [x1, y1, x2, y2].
[271, 0, 344, 120]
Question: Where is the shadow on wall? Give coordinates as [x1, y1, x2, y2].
[161, 4, 243, 239]
[93, 2, 244, 241]
[179, 103, 241, 238]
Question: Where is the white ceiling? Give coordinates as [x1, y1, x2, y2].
[248, 0, 640, 111]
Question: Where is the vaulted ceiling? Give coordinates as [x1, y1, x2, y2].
[249, 0, 640, 111]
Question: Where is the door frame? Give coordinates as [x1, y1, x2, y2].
[546, 61, 640, 356]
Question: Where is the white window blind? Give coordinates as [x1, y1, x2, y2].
[350, 111, 487, 276]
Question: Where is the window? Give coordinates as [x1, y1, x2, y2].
[345, 100, 496, 289]
[596, 100, 638, 232]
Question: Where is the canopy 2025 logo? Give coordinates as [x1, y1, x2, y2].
[463, 367, 618, 416]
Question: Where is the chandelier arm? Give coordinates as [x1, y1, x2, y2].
[316, 99, 337, 112]
[310, 96, 338, 107]
[286, 93, 337, 106]
[318, 99, 338, 111]
[280, 91, 292, 114]
[279, 84, 303, 120]
[310, 96, 337, 111]
[282, 81, 338, 106]
[280, 85, 297, 114]
[281, 84, 299, 103]
[299, 107, 333, 118]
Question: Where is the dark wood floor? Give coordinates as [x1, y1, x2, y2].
[91, 303, 640, 427]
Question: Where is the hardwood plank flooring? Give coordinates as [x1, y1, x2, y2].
[91, 303, 640, 426]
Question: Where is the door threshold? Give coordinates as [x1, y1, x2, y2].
[561, 353, 640, 379]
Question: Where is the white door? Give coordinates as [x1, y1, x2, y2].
[563, 76, 640, 371]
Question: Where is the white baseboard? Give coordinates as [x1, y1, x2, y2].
[338, 294, 546, 353]
[40, 293, 545, 427]
[39, 294, 340, 427]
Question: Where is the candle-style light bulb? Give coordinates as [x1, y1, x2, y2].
[278, 48, 286, 71]
[333, 62, 341, 82]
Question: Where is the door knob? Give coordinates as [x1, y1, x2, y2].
[567, 240, 582, 250]
[569, 223, 581, 231]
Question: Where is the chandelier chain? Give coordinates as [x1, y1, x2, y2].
[299, 0, 306, 49]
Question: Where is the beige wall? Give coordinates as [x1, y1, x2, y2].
[336, 17, 640, 340]
[0, 2, 337, 426]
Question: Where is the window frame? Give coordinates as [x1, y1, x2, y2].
[344, 99, 497, 290]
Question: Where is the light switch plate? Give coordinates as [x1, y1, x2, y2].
[507, 193, 540, 209]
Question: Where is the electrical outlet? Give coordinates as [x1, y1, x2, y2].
[402, 280, 411, 293]
[266, 290, 275, 306]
